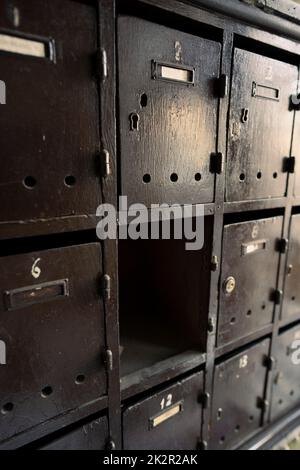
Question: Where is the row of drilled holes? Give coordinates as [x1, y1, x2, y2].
[23, 175, 76, 189]
[143, 173, 202, 184]
[239, 171, 278, 181]
[1, 375, 86, 416]
[278, 391, 296, 405]
[219, 417, 254, 445]
[229, 303, 267, 325]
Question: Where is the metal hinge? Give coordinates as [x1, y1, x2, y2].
[257, 397, 269, 412]
[283, 156, 296, 174]
[210, 152, 224, 174]
[290, 94, 300, 111]
[105, 349, 113, 372]
[276, 238, 289, 254]
[199, 392, 210, 409]
[96, 48, 108, 81]
[211, 255, 219, 272]
[263, 355, 275, 371]
[100, 149, 111, 178]
[101, 274, 111, 301]
[218, 74, 228, 98]
[272, 289, 283, 305]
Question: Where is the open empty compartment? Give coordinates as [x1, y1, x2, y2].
[119, 217, 213, 387]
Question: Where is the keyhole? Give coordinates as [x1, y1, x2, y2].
[241, 108, 249, 123]
[129, 113, 140, 131]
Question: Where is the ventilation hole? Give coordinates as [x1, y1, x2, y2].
[170, 173, 178, 182]
[278, 399, 283, 405]
[246, 310, 252, 317]
[140, 93, 148, 108]
[23, 176, 37, 189]
[195, 173, 202, 182]
[1, 402, 14, 415]
[256, 171, 262, 180]
[75, 374, 85, 385]
[41, 386, 53, 398]
[239, 173, 245, 181]
[217, 408, 222, 420]
[292, 296, 296, 301]
[290, 390, 295, 396]
[261, 303, 266, 310]
[230, 317, 236, 325]
[235, 425, 240, 433]
[142, 174, 151, 184]
[273, 172, 278, 179]
[64, 175, 76, 187]
[249, 416, 254, 422]
[219, 436, 225, 445]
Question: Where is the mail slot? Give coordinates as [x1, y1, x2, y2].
[123, 372, 203, 450]
[118, 16, 221, 207]
[0, 0, 101, 223]
[271, 324, 300, 422]
[226, 48, 297, 201]
[218, 216, 282, 347]
[38, 415, 108, 450]
[210, 339, 270, 449]
[0, 243, 106, 442]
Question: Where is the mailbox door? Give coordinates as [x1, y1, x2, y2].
[123, 372, 203, 450]
[210, 339, 270, 449]
[39, 416, 108, 450]
[226, 48, 297, 201]
[282, 215, 300, 322]
[218, 217, 282, 347]
[0, 243, 106, 442]
[271, 325, 300, 421]
[118, 16, 221, 206]
[0, 0, 101, 222]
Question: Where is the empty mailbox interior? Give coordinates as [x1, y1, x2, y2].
[118, 15, 221, 207]
[218, 216, 282, 347]
[123, 372, 203, 450]
[210, 338, 270, 449]
[119, 217, 213, 379]
[226, 46, 297, 201]
[0, 0, 101, 222]
[0, 243, 106, 441]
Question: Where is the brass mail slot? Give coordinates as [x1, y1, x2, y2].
[241, 239, 267, 256]
[4, 279, 69, 310]
[152, 61, 195, 85]
[252, 82, 280, 101]
[0, 33, 53, 59]
[149, 401, 184, 429]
